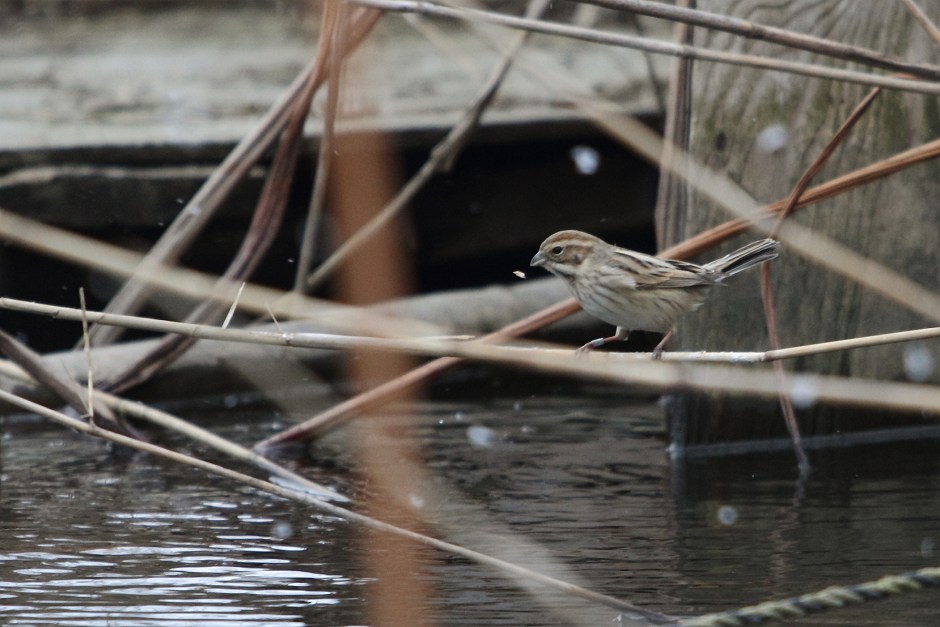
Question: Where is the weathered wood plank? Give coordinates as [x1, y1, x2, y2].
[662, 0, 940, 446]
[0, 4, 668, 162]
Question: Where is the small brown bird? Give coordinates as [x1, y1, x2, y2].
[530, 230, 779, 355]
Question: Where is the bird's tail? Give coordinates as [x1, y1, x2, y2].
[704, 238, 780, 278]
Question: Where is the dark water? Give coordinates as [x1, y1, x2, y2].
[1, 385, 939, 625]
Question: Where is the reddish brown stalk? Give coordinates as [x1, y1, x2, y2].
[255, 298, 579, 448]
[760, 86, 882, 476]
[669, 135, 940, 260]
[771, 88, 882, 235]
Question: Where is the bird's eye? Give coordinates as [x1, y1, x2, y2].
[551, 245, 564, 255]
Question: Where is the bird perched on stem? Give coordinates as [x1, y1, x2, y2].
[530, 230, 779, 356]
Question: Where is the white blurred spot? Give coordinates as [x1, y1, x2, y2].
[223, 394, 239, 408]
[756, 124, 789, 153]
[513, 401, 524, 411]
[921, 536, 935, 558]
[467, 424, 497, 448]
[789, 376, 819, 409]
[903, 343, 935, 382]
[570, 145, 600, 175]
[409, 493, 425, 509]
[270, 521, 293, 540]
[513, 270, 526, 279]
[717, 505, 738, 526]
[453, 411, 466, 423]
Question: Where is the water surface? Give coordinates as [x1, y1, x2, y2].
[1, 385, 938, 625]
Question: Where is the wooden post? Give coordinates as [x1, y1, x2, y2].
[659, 1, 940, 447]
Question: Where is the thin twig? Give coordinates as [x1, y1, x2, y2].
[772, 88, 883, 235]
[625, 11, 667, 115]
[78, 288, 95, 421]
[0, 327, 135, 437]
[0, 352, 346, 501]
[761, 263, 809, 475]
[0, 206, 455, 340]
[673, 137, 940, 259]
[764, 87, 881, 476]
[900, 0, 940, 46]
[0, 387, 671, 623]
[293, 3, 344, 291]
[3, 295, 938, 364]
[350, 0, 940, 96]
[221, 282, 246, 329]
[3, 296, 940, 435]
[581, 0, 940, 80]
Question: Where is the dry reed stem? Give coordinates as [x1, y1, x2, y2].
[0, 387, 670, 623]
[353, 0, 940, 96]
[303, 0, 550, 291]
[7, 296, 940, 366]
[87, 7, 382, 347]
[78, 288, 96, 421]
[0, 353, 346, 501]
[293, 4, 345, 292]
[584, 0, 940, 79]
[0, 327, 138, 437]
[761, 87, 883, 475]
[3, 296, 940, 423]
[0, 311, 344, 496]
[670, 138, 940, 259]
[0, 207, 452, 340]
[901, 0, 940, 46]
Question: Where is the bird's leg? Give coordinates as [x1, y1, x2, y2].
[651, 329, 674, 360]
[576, 327, 629, 354]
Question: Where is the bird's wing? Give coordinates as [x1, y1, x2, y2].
[610, 250, 714, 289]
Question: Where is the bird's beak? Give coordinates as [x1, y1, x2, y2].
[530, 252, 545, 268]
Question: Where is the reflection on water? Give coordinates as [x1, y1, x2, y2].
[1, 387, 939, 625]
